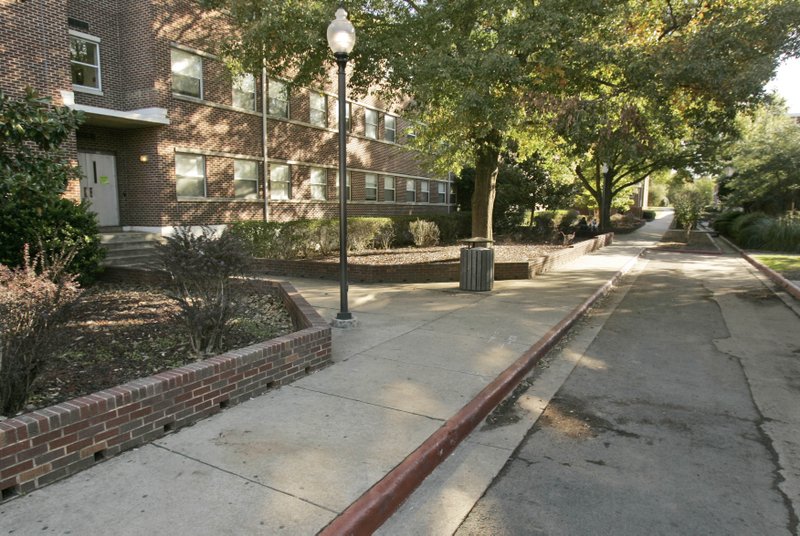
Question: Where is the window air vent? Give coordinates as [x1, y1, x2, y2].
[68, 17, 90, 32]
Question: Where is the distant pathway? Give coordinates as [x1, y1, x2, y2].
[457, 249, 800, 535]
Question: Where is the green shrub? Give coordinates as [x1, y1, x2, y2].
[642, 210, 656, 221]
[409, 220, 441, 247]
[556, 209, 581, 231]
[0, 89, 103, 283]
[711, 210, 744, 236]
[729, 212, 768, 245]
[157, 227, 248, 355]
[230, 213, 470, 259]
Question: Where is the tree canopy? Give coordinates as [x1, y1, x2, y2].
[203, 0, 800, 234]
[718, 100, 800, 214]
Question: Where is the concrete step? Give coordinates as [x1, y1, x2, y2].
[99, 232, 165, 245]
[103, 242, 160, 254]
[101, 254, 162, 269]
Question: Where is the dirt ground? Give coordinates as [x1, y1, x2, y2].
[21, 279, 293, 414]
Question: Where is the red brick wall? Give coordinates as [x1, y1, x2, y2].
[2, 0, 452, 228]
[0, 280, 331, 500]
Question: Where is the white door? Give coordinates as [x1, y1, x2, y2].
[78, 152, 119, 227]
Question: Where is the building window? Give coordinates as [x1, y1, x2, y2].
[234, 159, 258, 199]
[310, 92, 327, 127]
[365, 174, 377, 201]
[406, 179, 416, 203]
[171, 48, 202, 98]
[420, 180, 429, 203]
[270, 163, 290, 200]
[175, 154, 206, 197]
[336, 171, 351, 201]
[365, 109, 378, 139]
[436, 182, 446, 203]
[384, 176, 395, 202]
[310, 167, 327, 200]
[232, 73, 256, 111]
[70, 33, 101, 90]
[384, 115, 397, 143]
[450, 183, 456, 205]
[335, 101, 351, 131]
[268, 79, 289, 118]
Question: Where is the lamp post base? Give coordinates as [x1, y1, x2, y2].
[331, 313, 358, 329]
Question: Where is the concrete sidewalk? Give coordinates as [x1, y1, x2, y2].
[0, 212, 672, 535]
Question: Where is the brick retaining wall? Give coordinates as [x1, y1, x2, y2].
[0, 280, 331, 501]
[251, 233, 614, 283]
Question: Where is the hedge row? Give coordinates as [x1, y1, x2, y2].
[227, 213, 471, 259]
[712, 211, 800, 252]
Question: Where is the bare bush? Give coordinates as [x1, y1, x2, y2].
[0, 245, 82, 416]
[157, 227, 248, 355]
[373, 222, 395, 249]
[409, 220, 440, 247]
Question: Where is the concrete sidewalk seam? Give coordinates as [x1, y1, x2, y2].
[290, 385, 446, 423]
[317, 249, 647, 536]
[149, 443, 340, 514]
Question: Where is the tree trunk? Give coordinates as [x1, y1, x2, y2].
[471, 130, 502, 239]
[598, 172, 614, 232]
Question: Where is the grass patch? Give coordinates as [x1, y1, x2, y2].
[751, 254, 800, 280]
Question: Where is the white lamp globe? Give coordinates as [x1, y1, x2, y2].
[327, 8, 356, 55]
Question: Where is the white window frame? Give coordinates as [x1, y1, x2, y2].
[406, 179, 416, 203]
[309, 92, 327, 127]
[383, 176, 395, 202]
[69, 31, 101, 92]
[175, 153, 206, 198]
[232, 73, 257, 111]
[436, 182, 446, 203]
[365, 173, 378, 201]
[269, 163, 291, 200]
[365, 109, 378, 139]
[234, 159, 258, 199]
[420, 180, 430, 203]
[268, 79, 289, 118]
[336, 171, 351, 201]
[171, 48, 203, 99]
[310, 167, 327, 200]
[384, 115, 397, 143]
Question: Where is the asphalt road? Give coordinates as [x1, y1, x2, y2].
[456, 250, 800, 536]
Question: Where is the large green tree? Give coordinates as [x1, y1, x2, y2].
[204, 0, 800, 235]
[718, 100, 800, 214]
[526, 0, 800, 230]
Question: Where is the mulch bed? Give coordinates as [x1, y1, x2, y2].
[20, 279, 294, 414]
[315, 243, 568, 265]
[657, 230, 720, 252]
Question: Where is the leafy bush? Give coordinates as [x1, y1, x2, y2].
[642, 210, 656, 221]
[556, 209, 581, 231]
[348, 218, 388, 252]
[0, 246, 82, 416]
[672, 183, 708, 233]
[229, 213, 470, 259]
[157, 227, 248, 355]
[409, 220, 440, 247]
[373, 221, 395, 249]
[0, 89, 103, 283]
[711, 210, 744, 236]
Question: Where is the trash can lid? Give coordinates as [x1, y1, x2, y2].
[460, 237, 494, 248]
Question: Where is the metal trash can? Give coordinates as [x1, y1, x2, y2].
[460, 246, 494, 291]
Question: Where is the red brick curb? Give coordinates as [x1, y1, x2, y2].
[0, 279, 331, 502]
[318, 251, 643, 535]
[717, 235, 800, 301]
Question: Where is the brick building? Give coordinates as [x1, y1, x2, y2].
[1, 0, 454, 234]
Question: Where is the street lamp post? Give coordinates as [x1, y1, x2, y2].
[327, 8, 357, 327]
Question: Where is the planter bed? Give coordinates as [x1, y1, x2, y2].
[0, 279, 331, 502]
[250, 233, 614, 283]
